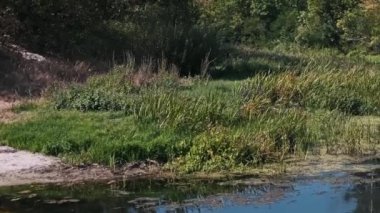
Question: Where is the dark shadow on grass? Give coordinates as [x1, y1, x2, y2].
[211, 61, 275, 80]
[210, 48, 303, 81]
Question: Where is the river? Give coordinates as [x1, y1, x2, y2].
[0, 169, 378, 213]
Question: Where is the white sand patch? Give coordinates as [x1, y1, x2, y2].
[0, 146, 115, 187]
[0, 146, 59, 173]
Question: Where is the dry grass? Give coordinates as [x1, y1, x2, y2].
[0, 44, 105, 99]
[0, 100, 17, 123]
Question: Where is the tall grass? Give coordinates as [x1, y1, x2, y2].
[0, 47, 379, 173]
[238, 55, 380, 115]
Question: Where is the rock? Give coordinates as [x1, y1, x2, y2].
[9, 44, 47, 62]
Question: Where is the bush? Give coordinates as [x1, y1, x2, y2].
[54, 60, 182, 112]
[172, 109, 311, 173]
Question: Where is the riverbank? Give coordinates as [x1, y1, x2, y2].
[0, 142, 379, 187]
[0, 148, 379, 213]
[0, 46, 379, 180]
[0, 145, 166, 187]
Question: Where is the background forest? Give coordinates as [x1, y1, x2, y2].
[1, 0, 379, 75]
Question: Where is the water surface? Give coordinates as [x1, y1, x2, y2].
[0, 170, 378, 213]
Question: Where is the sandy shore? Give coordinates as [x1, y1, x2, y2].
[0, 146, 59, 172]
[0, 145, 164, 187]
[0, 144, 379, 187]
[0, 146, 117, 186]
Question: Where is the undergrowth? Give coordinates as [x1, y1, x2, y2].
[0, 47, 379, 173]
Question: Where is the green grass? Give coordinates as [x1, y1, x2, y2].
[363, 55, 380, 64]
[0, 46, 379, 173]
[0, 110, 188, 165]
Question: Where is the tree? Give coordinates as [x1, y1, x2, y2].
[199, 0, 306, 43]
[338, 2, 380, 53]
[296, 0, 361, 47]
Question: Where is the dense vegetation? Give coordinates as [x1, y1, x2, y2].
[0, 0, 379, 173]
[1, 0, 379, 71]
[1, 46, 379, 172]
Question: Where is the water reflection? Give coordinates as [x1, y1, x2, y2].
[346, 170, 380, 213]
[0, 171, 378, 213]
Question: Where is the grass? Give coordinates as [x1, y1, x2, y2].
[0, 45, 379, 173]
[0, 110, 187, 165]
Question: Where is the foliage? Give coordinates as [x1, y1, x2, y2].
[172, 110, 312, 173]
[1, 0, 379, 72]
[296, 0, 361, 47]
[198, 0, 305, 43]
[337, 4, 380, 53]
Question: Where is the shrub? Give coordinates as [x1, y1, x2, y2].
[54, 60, 181, 112]
[171, 127, 256, 173]
[172, 109, 312, 173]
